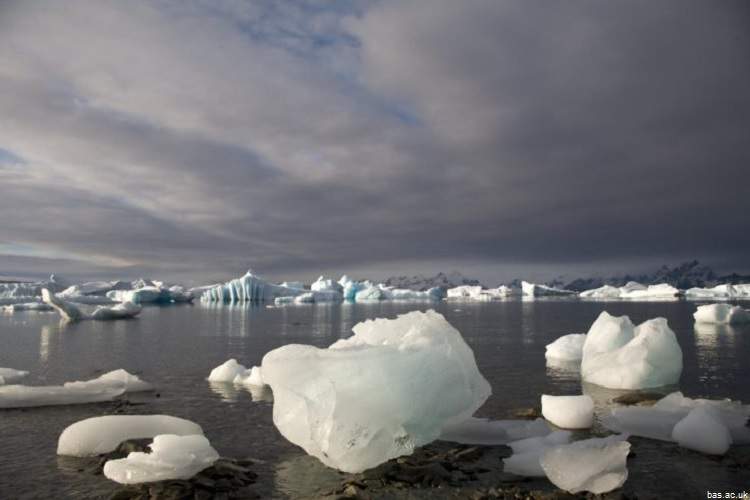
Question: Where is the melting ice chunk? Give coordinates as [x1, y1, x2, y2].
[541, 394, 594, 429]
[693, 303, 750, 325]
[544, 333, 586, 362]
[672, 406, 732, 455]
[58, 415, 204, 456]
[103, 434, 219, 484]
[261, 310, 491, 473]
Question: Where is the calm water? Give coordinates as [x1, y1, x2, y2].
[1, 300, 749, 499]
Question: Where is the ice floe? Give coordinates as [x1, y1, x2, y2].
[208, 360, 265, 388]
[540, 435, 630, 494]
[0, 369, 151, 408]
[502, 431, 572, 476]
[693, 303, 750, 324]
[103, 434, 219, 484]
[541, 394, 594, 429]
[260, 310, 491, 472]
[580, 311, 682, 389]
[446, 285, 518, 301]
[42, 289, 141, 321]
[671, 406, 732, 455]
[619, 283, 680, 299]
[1, 302, 53, 313]
[58, 415, 204, 457]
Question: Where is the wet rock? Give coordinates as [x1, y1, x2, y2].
[611, 392, 665, 406]
[512, 407, 542, 419]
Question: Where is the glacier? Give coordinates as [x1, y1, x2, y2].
[260, 310, 491, 473]
[58, 415, 204, 457]
[580, 311, 682, 389]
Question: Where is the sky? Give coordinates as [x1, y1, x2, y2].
[1, 0, 749, 286]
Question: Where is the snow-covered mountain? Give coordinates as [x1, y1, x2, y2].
[382, 271, 483, 291]
[563, 260, 747, 291]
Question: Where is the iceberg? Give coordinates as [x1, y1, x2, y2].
[521, 281, 576, 297]
[235, 366, 264, 387]
[619, 283, 680, 299]
[446, 285, 518, 301]
[57, 415, 204, 457]
[502, 431, 572, 476]
[42, 289, 141, 321]
[311, 276, 343, 293]
[81, 369, 154, 392]
[208, 359, 250, 383]
[1, 302, 53, 313]
[201, 271, 304, 302]
[544, 333, 586, 362]
[540, 435, 630, 494]
[354, 285, 387, 301]
[693, 303, 750, 325]
[541, 395, 594, 429]
[579, 285, 622, 299]
[59, 281, 130, 298]
[0, 367, 29, 385]
[580, 311, 682, 389]
[260, 310, 491, 473]
[672, 406, 732, 455]
[103, 434, 219, 484]
[439, 417, 551, 445]
[602, 391, 750, 446]
[107, 285, 191, 304]
[685, 284, 742, 300]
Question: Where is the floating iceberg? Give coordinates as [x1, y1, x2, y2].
[544, 333, 586, 362]
[439, 417, 551, 445]
[619, 283, 680, 299]
[502, 431, 572, 476]
[0, 369, 151, 408]
[57, 415, 204, 457]
[685, 284, 747, 300]
[1, 302, 53, 313]
[521, 281, 576, 297]
[261, 310, 491, 473]
[579, 285, 622, 299]
[693, 303, 750, 325]
[201, 271, 304, 303]
[672, 406, 732, 455]
[107, 285, 191, 304]
[59, 280, 130, 298]
[311, 276, 343, 293]
[602, 391, 750, 448]
[42, 289, 141, 321]
[235, 366, 264, 387]
[103, 434, 219, 484]
[580, 311, 682, 389]
[354, 285, 387, 301]
[540, 435, 630, 494]
[541, 395, 594, 429]
[208, 360, 265, 387]
[446, 285, 518, 301]
[0, 367, 29, 385]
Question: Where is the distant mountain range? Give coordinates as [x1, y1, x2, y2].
[553, 260, 749, 291]
[382, 271, 483, 291]
[383, 261, 749, 292]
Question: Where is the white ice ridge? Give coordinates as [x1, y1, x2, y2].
[544, 333, 586, 362]
[579, 282, 681, 300]
[103, 434, 219, 484]
[541, 395, 594, 429]
[439, 417, 551, 445]
[521, 281, 576, 297]
[207, 359, 265, 387]
[42, 289, 142, 321]
[446, 285, 519, 301]
[261, 310, 491, 473]
[201, 271, 305, 302]
[686, 284, 750, 300]
[0, 367, 29, 385]
[540, 435, 630, 494]
[693, 303, 750, 325]
[602, 392, 750, 454]
[580, 311, 682, 389]
[58, 415, 204, 457]
[0, 369, 152, 408]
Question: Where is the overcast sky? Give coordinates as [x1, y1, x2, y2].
[1, 0, 749, 285]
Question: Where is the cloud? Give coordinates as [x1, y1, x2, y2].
[0, 0, 748, 284]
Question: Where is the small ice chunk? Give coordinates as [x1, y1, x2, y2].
[207, 359, 248, 383]
[439, 417, 550, 445]
[57, 415, 204, 456]
[103, 434, 219, 484]
[42, 288, 85, 321]
[544, 334, 586, 362]
[693, 303, 750, 325]
[540, 435, 630, 494]
[541, 395, 594, 429]
[502, 431, 573, 476]
[0, 381, 125, 408]
[0, 367, 29, 385]
[90, 302, 142, 320]
[672, 406, 732, 455]
[84, 369, 153, 392]
[581, 311, 682, 389]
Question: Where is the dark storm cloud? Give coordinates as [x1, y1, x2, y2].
[0, 0, 748, 284]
